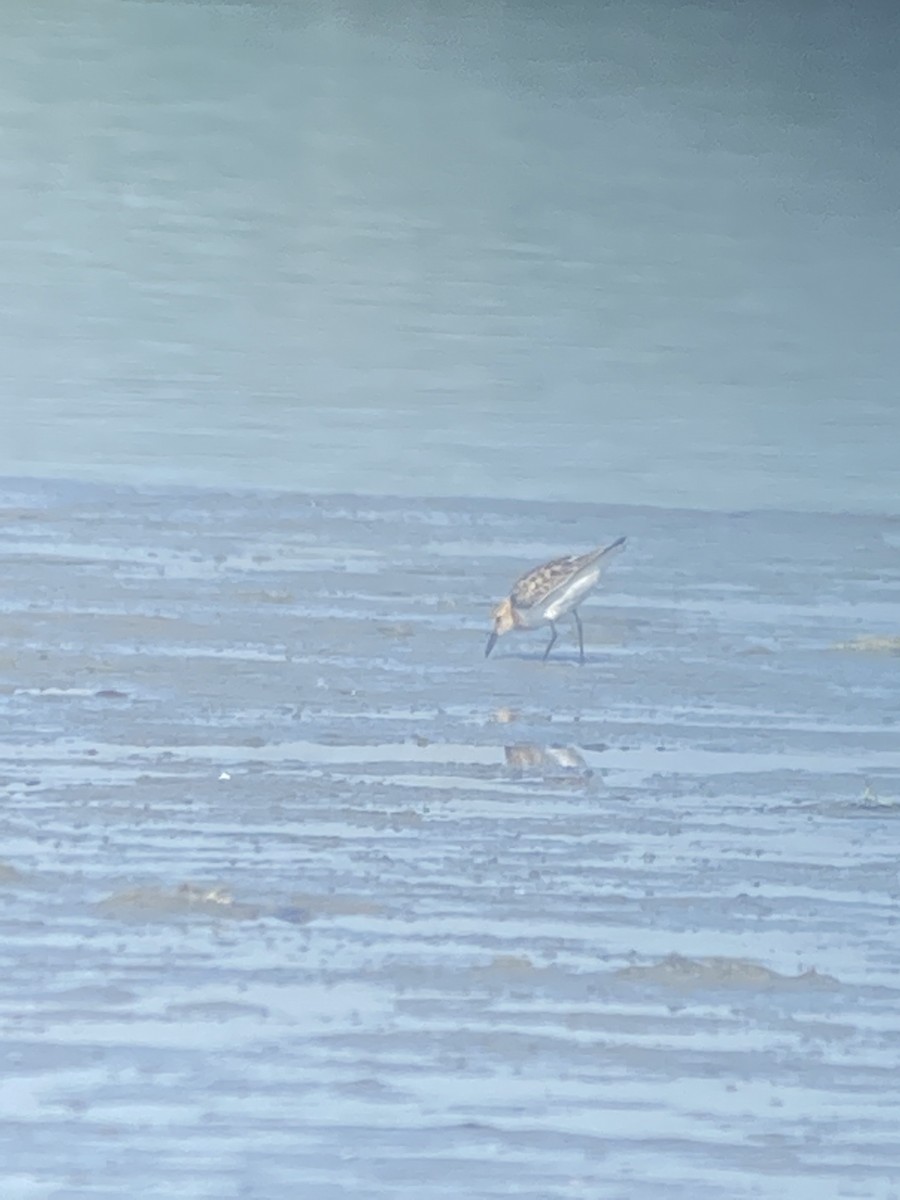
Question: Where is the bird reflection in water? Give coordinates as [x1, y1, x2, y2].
[504, 742, 591, 778]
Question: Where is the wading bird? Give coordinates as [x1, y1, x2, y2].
[485, 536, 626, 663]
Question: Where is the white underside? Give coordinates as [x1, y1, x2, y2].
[518, 567, 601, 627]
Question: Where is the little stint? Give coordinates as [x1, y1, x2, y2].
[485, 536, 626, 663]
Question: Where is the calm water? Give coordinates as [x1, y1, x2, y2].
[1, 4, 900, 1199]
[0, 0, 898, 511]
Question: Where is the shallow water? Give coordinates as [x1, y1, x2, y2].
[1, 477, 899, 1197]
[1, 1, 899, 1194]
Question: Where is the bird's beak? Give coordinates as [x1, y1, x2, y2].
[485, 628, 498, 658]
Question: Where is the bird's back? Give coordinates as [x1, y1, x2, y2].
[511, 538, 625, 622]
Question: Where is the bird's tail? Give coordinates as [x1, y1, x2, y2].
[593, 535, 626, 564]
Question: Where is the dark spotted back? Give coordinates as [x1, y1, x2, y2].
[510, 549, 601, 611]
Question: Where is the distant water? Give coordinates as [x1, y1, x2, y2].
[0, 0, 895, 512]
[1, 1, 898, 513]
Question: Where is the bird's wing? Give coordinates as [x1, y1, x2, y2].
[511, 540, 625, 612]
[511, 553, 588, 611]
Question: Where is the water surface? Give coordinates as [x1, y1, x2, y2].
[1, 2, 899, 1195]
[1, 478, 899, 1197]
[0, 0, 897, 511]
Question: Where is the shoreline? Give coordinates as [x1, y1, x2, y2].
[2, 469, 899, 523]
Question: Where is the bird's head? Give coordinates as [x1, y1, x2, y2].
[485, 598, 516, 658]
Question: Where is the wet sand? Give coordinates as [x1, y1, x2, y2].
[1, 477, 899, 1198]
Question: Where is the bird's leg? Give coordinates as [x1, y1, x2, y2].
[542, 622, 558, 661]
[572, 609, 585, 664]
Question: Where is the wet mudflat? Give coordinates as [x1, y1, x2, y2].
[1, 477, 899, 1199]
